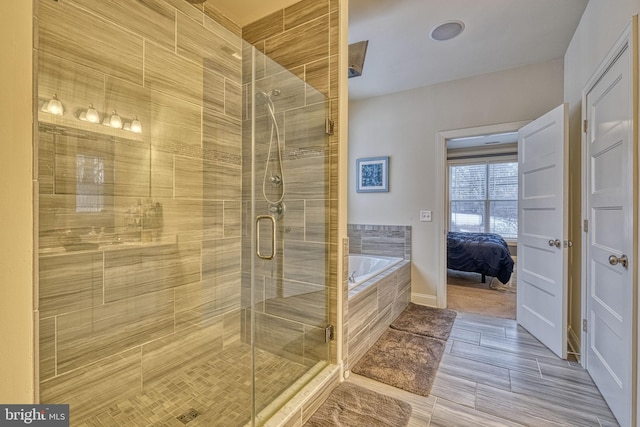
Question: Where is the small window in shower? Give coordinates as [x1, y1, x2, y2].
[76, 154, 105, 213]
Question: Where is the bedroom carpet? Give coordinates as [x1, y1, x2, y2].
[303, 382, 411, 427]
[390, 303, 457, 341]
[447, 283, 516, 319]
[447, 259, 517, 319]
[351, 328, 446, 397]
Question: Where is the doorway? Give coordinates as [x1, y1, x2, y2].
[437, 121, 528, 318]
[443, 130, 519, 319]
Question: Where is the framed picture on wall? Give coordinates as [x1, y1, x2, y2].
[356, 156, 389, 193]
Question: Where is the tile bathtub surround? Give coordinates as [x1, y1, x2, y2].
[345, 261, 411, 372]
[348, 224, 412, 259]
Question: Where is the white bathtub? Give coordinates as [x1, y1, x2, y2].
[348, 255, 403, 290]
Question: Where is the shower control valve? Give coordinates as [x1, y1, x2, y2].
[270, 174, 282, 186]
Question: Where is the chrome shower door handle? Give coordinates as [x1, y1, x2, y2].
[256, 215, 276, 260]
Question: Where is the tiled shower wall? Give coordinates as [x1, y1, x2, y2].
[36, 0, 244, 421]
[242, 0, 341, 365]
[35, 0, 342, 424]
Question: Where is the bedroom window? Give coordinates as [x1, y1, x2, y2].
[449, 160, 518, 239]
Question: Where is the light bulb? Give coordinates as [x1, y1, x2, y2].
[85, 104, 100, 123]
[130, 116, 142, 133]
[109, 111, 123, 129]
[45, 94, 64, 115]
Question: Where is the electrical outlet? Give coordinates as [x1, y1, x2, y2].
[420, 210, 432, 222]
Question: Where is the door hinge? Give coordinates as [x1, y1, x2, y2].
[583, 319, 587, 332]
[583, 219, 588, 232]
[324, 324, 335, 343]
[583, 119, 588, 133]
[325, 119, 335, 136]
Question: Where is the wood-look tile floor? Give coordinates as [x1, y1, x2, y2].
[347, 311, 620, 427]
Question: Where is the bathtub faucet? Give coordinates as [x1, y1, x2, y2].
[348, 271, 357, 283]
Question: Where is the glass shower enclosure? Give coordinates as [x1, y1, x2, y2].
[35, 1, 332, 425]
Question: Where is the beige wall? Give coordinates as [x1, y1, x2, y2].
[563, 0, 640, 353]
[348, 58, 564, 303]
[0, 2, 35, 402]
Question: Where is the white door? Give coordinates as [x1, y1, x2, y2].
[583, 25, 635, 427]
[517, 104, 568, 359]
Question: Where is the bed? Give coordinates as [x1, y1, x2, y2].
[447, 231, 514, 285]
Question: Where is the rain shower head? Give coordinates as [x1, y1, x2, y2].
[348, 40, 369, 78]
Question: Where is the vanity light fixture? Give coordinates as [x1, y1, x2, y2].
[80, 104, 101, 123]
[42, 94, 64, 115]
[123, 116, 143, 133]
[73, 103, 142, 133]
[129, 116, 142, 133]
[108, 111, 123, 129]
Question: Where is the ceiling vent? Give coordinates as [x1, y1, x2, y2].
[348, 40, 369, 78]
[430, 21, 465, 41]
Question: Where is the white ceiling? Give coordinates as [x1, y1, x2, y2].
[211, 0, 589, 100]
[348, 0, 589, 100]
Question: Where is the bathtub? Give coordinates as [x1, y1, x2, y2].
[348, 254, 403, 290]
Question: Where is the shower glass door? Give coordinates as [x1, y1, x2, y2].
[244, 43, 332, 423]
[36, 1, 331, 424]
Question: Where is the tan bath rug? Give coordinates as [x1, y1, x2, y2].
[351, 328, 446, 397]
[304, 382, 411, 427]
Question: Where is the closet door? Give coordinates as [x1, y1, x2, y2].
[583, 21, 636, 427]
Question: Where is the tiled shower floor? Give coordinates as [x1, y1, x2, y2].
[78, 342, 309, 427]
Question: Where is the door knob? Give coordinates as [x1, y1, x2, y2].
[609, 254, 628, 268]
[548, 239, 561, 248]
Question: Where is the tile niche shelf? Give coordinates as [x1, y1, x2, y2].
[38, 234, 178, 258]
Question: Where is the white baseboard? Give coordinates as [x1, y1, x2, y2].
[411, 292, 438, 307]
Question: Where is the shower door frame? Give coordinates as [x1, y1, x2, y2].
[246, 44, 333, 425]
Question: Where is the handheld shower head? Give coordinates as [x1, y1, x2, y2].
[255, 90, 271, 106]
[255, 89, 281, 106]
[257, 88, 285, 215]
